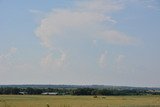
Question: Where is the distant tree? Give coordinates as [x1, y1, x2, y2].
[12, 87, 20, 94]
[26, 87, 34, 94]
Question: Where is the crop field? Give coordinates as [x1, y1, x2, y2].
[0, 95, 160, 107]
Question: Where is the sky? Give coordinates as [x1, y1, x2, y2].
[0, 0, 160, 87]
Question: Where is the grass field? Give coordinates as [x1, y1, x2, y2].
[0, 95, 160, 107]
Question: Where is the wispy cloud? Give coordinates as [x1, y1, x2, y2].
[99, 51, 108, 68]
[99, 30, 136, 45]
[141, 0, 160, 11]
[29, 9, 42, 14]
[0, 47, 17, 60]
[77, 0, 124, 13]
[10, 47, 17, 54]
[115, 54, 126, 72]
[116, 54, 125, 65]
[0, 47, 18, 72]
[41, 50, 67, 70]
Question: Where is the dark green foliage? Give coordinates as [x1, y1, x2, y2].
[72, 88, 95, 95]
[0, 87, 159, 95]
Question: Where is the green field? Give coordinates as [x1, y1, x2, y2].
[0, 95, 160, 107]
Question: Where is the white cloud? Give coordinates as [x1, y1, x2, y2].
[10, 47, 17, 54]
[99, 51, 108, 68]
[99, 30, 136, 45]
[77, 0, 124, 13]
[147, 5, 160, 11]
[93, 39, 98, 45]
[41, 50, 67, 70]
[115, 54, 126, 72]
[29, 9, 42, 14]
[35, 0, 138, 70]
[35, 0, 130, 48]
[0, 47, 18, 72]
[35, 10, 114, 48]
[0, 47, 17, 60]
[141, 0, 160, 11]
[116, 54, 125, 65]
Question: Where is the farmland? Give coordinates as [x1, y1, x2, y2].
[0, 95, 160, 107]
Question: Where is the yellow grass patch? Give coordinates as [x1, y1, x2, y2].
[0, 95, 160, 107]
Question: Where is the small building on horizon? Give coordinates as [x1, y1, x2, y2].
[19, 92, 27, 95]
[41, 92, 58, 95]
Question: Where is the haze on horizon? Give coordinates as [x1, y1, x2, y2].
[0, 0, 160, 87]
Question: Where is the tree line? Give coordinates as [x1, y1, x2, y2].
[0, 87, 159, 95]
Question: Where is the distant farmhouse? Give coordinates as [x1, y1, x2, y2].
[41, 92, 58, 95]
[19, 92, 27, 95]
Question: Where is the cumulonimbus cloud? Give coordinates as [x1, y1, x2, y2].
[35, 0, 138, 69]
[35, 0, 137, 48]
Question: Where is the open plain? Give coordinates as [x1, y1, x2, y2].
[0, 95, 160, 107]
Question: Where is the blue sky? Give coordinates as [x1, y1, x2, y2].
[0, 0, 160, 87]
